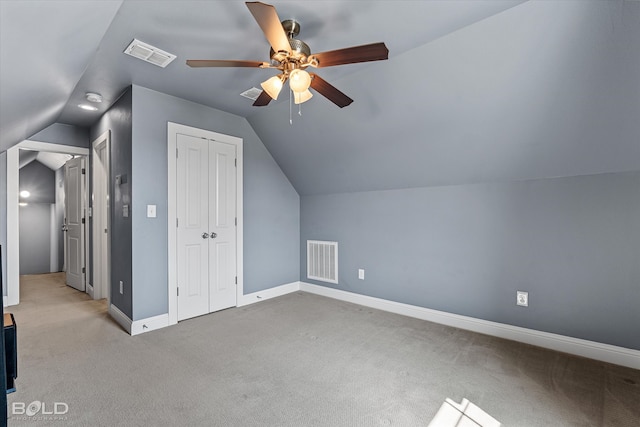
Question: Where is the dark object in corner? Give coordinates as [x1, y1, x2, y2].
[1, 245, 7, 421]
[4, 313, 16, 393]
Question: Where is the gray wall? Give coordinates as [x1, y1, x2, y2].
[301, 171, 640, 351]
[19, 203, 52, 275]
[90, 88, 133, 318]
[18, 161, 56, 275]
[19, 160, 55, 204]
[29, 123, 89, 148]
[131, 85, 299, 321]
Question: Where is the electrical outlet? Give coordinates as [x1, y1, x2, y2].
[119, 280, 124, 295]
[517, 291, 528, 307]
[358, 269, 365, 280]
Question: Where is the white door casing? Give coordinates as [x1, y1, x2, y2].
[92, 131, 110, 301]
[5, 141, 89, 307]
[168, 122, 243, 325]
[64, 157, 85, 291]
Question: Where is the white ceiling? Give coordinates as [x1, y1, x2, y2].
[1, 1, 639, 195]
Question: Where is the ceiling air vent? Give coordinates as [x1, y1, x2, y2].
[124, 39, 176, 68]
[240, 87, 263, 101]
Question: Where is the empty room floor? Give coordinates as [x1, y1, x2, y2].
[5, 273, 640, 426]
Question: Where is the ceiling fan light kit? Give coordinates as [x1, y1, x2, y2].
[187, 1, 389, 113]
[261, 74, 284, 99]
[288, 69, 311, 93]
[294, 89, 313, 105]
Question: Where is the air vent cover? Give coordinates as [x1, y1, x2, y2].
[307, 240, 338, 284]
[124, 39, 176, 68]
[240, 87, 263, 101]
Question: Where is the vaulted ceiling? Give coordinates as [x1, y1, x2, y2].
[1, 1, 638, 195]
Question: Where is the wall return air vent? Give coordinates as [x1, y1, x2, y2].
[124, 39, 176, 68]
[307, 240, 338, 284]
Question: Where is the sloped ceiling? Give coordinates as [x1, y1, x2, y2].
[0, 0, 524, 151]
[249, 1, 640, 194]
[0, 0, 123, 152]
[1, 1, 638, 196]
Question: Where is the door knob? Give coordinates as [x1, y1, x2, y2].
[202, 232, 209, 239]
[210, 232, 218, 239]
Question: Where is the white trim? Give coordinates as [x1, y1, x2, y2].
[131, 313, 169, 336]
[6, 140, 90, 306]
[299, 282, 640, 370]
[86, 283, 95, 299]
[6, 147, 18, 306]
[108, 303, 132, 334]
[238, 281, 301, 307]
[91, 131, 111, 302]
[167, 122, 243, 325]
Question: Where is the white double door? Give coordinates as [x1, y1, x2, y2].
[177, 134, 237, 321]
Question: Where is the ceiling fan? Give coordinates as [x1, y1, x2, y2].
[187, 1, 389, 108]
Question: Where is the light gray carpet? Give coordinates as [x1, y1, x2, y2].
[6, 273, 640, 426]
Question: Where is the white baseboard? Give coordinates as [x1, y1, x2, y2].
[300, 282, 640, 370]
[238, 281, 300, 307]
[86, 283, 94, 299]
[109, 304, 132, 334]
[131, 313, 169, 336]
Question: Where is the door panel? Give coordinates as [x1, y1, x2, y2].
[64, 157, 85, 291]
[177, 134, 210, 321]
[209, 141, 237, 312]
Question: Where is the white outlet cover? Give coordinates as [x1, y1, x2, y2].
[517, 291, 528, 307]
[358, 269, 365, 280]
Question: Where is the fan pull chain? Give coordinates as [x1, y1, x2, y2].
[298, 102, 302, 116]
[289, 89, 293, 125]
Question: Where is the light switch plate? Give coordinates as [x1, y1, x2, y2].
[358, 269, 365, 280]
[147, 204, 157, 218]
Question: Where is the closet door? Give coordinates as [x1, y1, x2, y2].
[209, 141, 237, 313]
[176, 134, 209, 321]
[177, 136, 238, 321]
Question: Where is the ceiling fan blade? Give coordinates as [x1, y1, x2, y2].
[252, 90, 272, 106]
[186, 60, 266, 68]
[309, 74, 353, 108]
[311, 42, 389, 68]
[246, 2, 292, 55]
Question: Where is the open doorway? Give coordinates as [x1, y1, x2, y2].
[5, 141, 90, 306]
[18, 150, 72, 277]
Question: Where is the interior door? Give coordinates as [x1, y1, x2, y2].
[64, 157, 85, 291]
[209, 141, 237, 312]
[177, 134, 210, 321]
[176, 136, 237, 321]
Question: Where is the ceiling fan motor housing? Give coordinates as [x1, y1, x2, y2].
[269, 19, 310, 65]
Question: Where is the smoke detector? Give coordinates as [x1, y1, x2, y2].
[124, 39, 176, 68]
[85, 92, 103, 103]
